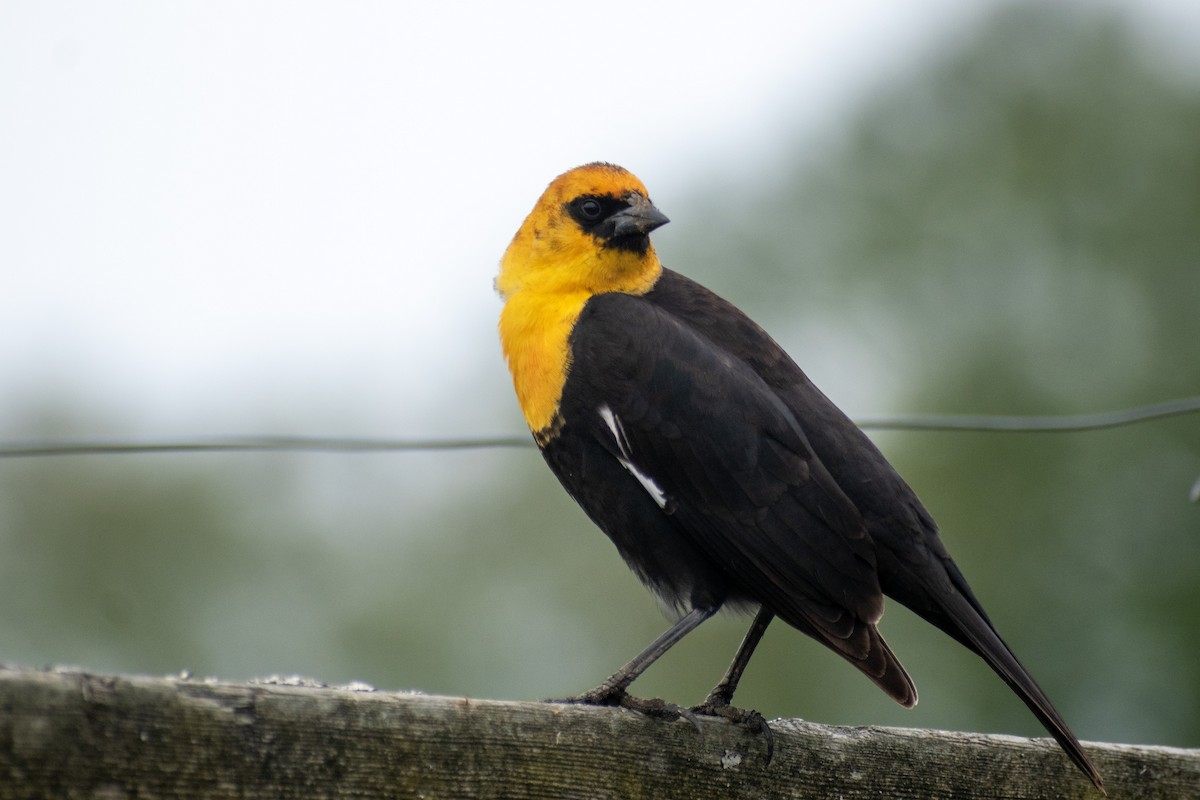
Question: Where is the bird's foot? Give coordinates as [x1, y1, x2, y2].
[691, 695, 775, 763]
[552, 686, 702, 730]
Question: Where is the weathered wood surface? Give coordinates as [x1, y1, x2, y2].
[0, 667, 1195, 798]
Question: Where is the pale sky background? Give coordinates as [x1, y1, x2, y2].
[3, 0, 1198, 443]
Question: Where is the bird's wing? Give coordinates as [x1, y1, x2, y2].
[566, 292, 916, 705]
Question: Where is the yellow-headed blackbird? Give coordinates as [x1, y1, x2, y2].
[497, 162, 1102, 790]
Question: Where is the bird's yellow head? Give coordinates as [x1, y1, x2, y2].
[496, 162, 669, 300]
[497, 163, 670, 437]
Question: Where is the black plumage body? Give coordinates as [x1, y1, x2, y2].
[541, 268, 1097, 783]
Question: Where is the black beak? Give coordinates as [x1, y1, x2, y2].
[610, 195, 670, 238]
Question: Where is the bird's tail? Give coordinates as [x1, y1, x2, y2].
[940, 589, 1105, 793]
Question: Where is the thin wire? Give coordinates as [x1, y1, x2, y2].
[0, 396, 1197, 459]
[855, 395, 1200, 433]
[0, 435, 534, 459]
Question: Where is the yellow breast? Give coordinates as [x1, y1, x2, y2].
[498, 288, 590, 437]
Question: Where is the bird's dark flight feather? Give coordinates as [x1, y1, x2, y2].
[545, 282, 918, 707]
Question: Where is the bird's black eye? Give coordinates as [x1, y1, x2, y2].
[577, 198, 603, 220]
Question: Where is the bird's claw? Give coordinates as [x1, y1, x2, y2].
[690, 699, 776, 763]
[550, 686, 772, 758]
[552, 687, 703, 731]
[551, 685, 626, 707]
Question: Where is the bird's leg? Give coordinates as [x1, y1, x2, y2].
[556, 606, 714, 723]
[692, 607, 777, 761]
[699, 607, 774, 708]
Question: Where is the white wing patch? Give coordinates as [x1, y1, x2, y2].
[598, 404, 669, 510]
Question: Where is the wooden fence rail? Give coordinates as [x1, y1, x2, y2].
[1, 667, 1196, 798]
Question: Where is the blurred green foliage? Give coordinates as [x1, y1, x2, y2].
[1, 3, 1196, 752]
